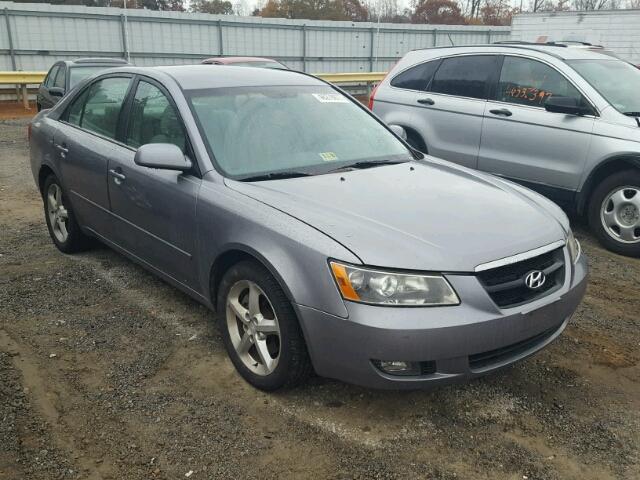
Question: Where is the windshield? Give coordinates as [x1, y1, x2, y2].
[568, 59, 640, 114]
[188, 85, 412, 179]
[69, 66, 115, 88]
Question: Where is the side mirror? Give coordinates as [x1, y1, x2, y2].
[389, 124, 408, 140]
[49, 87, 65, 97]
[544, 96, 592, 116]
[134, 143, 192, 171]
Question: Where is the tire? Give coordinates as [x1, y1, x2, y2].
[587, 169, 640, 257]
[42, 174, 92, 253]
[217, 260, 312, 391]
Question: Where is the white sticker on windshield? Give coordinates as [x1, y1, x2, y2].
[319, 152, 338, 162]
[312, 93, 349, 103]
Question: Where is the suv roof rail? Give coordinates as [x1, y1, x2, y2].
[551, 40, 593, 46]
[72, 57, 129, 64]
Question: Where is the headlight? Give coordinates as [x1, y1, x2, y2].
[329, 261, 459, 306]
[567, 229, 581, 264]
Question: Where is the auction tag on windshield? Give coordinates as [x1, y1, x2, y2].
[319, 152, 338, 162]
[312, 93, 348, 103]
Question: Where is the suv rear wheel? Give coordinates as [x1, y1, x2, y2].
[588, 169, 640, 257]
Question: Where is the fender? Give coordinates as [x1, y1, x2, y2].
[576, 155, 640, 215]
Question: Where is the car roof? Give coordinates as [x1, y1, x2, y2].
[62, 57, 130, 67]
[117, 65, 323, 90]
[202, 56, 280, 64]
[411, 44, 621, 61]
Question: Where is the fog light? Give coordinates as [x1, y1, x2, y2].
[374, 360, 421, 376]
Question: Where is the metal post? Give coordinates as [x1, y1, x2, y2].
[369, 27, 375, 72]
[432, 29, 437, 47]
[301, 24, 306, 72]
[3, 8, 23, 107]
[21, 84, 29, 110]
[119, 14, 130, 62]
[487, 29, 491, 44]
[218, 19, 224, 56]
[3, 8, 16, 70]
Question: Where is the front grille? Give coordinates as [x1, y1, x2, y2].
[477, 247, 565, 309]
[469, 323, 561, 371]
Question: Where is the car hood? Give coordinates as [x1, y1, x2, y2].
[226, 160, 567, 272]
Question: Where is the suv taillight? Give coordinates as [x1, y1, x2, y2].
[368, 63, 396, 110]
[368, 83, 380, 110]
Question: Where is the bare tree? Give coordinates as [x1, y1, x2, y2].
[573, 0, 609, 9]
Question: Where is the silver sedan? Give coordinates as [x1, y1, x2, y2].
[29, 65, 587, 390]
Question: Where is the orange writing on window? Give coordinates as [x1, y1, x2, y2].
[504, 84, 553, 105]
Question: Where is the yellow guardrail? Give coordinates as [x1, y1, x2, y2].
[0, 70, 385, 110]
[0, 71, 47, 84]
[316, 72, 386, 83]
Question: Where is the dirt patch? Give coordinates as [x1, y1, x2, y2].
[1, 119, 639, 479]
[0, 101, 36, 120]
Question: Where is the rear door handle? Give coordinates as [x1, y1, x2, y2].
[109, 168, 126, 185]
[417, 98, 435, 106]
[489, 108, 513, 117]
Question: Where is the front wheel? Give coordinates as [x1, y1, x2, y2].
[588, 169, 640, 257]
[217, 260, 312, 391]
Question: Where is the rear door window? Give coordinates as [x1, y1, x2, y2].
[390, 60, 440, 91]
[430, 55, 498, 100]
[65, 76, 131, 140]
[496, 56, 584, 108]
[125, 80, 186, 152]
[53, 66, 66, 89]
[45, 65, 60, 88]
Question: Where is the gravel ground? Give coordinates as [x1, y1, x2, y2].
[1, 118, 639, 480]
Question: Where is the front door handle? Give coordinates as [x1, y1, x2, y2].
[417, 98, 435, 105]
[489, 108, 513, 117]
[109, 168, 126, 185]
[55, 143, 68, 158]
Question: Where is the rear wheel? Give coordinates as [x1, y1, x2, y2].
[42, 175, 92, 253]
[588, 169, 640, 257]
[217, 260, 312, 390]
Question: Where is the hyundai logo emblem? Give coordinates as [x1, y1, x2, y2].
[525, 270, 546, 290]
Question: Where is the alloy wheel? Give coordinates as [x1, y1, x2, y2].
[47, 183, 69, 243]
[226, 280, 281, 376]
[600, 186, 640, 244]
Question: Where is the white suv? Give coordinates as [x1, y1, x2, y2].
[371, 44, 640, 257]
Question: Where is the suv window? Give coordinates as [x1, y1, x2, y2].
[390, 60, 440, 91]
[45, 65, 60, 88]
[430, 55, 497, 100]
[52, 65, 66, 89]
[126, 81, 186, 152]
[66, 77, 131, 140]
[496, 56, 584, 108]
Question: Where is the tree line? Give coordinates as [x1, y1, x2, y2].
[15, 0, 640, 26]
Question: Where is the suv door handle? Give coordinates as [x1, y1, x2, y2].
[109, 168, 126, 185]
[417, 98, 435, 105]
[489, 108, 513, 117]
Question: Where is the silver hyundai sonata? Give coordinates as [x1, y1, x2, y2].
[29, 65, 588, 390]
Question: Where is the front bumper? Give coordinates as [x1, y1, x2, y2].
[297, 251, 588, 389]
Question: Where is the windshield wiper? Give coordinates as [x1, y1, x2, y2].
[623, 112, 640, 127]
[239, 171, 313, 182]
[326, 159, 408, 173]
